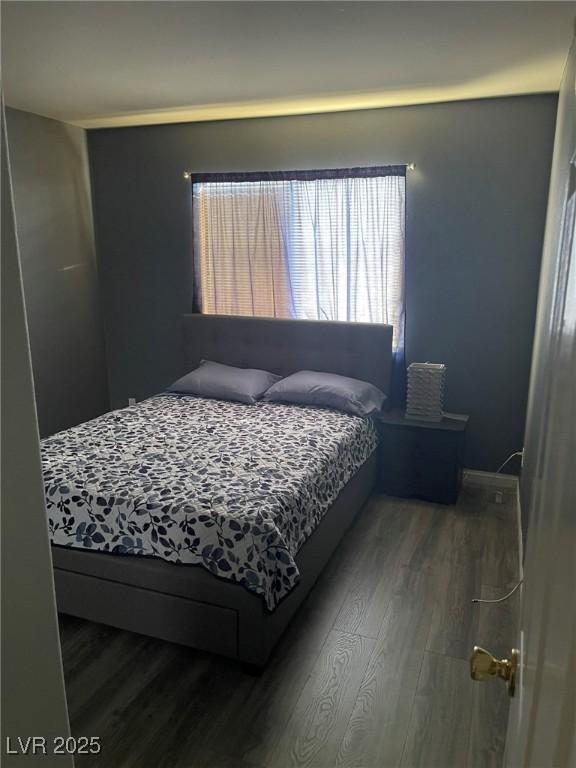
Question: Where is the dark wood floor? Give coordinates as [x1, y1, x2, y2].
[59, 484, 519, 768]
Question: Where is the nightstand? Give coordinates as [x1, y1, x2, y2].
[375, 409, 469, 504]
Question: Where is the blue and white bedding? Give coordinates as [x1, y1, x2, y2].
[42, 394, 377, 610]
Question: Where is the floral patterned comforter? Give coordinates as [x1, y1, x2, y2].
[42, 394, 377, 610]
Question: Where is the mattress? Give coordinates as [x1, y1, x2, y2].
[42, 394, 377, 609]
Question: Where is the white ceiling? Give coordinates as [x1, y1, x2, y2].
[2, 1, 574, 129]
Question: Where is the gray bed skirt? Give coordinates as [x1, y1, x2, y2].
[52, 451, 377, 666]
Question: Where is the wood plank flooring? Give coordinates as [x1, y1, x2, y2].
[59, 484, 519, 768]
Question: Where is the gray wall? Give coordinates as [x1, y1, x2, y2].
[6, 107, 109, 438]
[88, 95, 556, 471]
[1, 108, 73, 767]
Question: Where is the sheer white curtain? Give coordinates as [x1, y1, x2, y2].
[287, 176, 405, 340]
[193, 170, 405, 350]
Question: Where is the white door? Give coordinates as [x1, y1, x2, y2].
[504, 35, 576, 768]
[1, 104, 73, 766]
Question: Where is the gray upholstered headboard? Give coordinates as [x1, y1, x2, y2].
[182, 314, 393, 396]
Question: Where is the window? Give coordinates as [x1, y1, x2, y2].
[192, 167, 405, 349]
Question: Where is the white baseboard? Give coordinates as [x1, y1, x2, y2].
[463, 469, 518, 489]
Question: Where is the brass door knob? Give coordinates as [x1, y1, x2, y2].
[470, 646, 519, 697]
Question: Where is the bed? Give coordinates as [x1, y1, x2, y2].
[49, 315, 393, 666]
